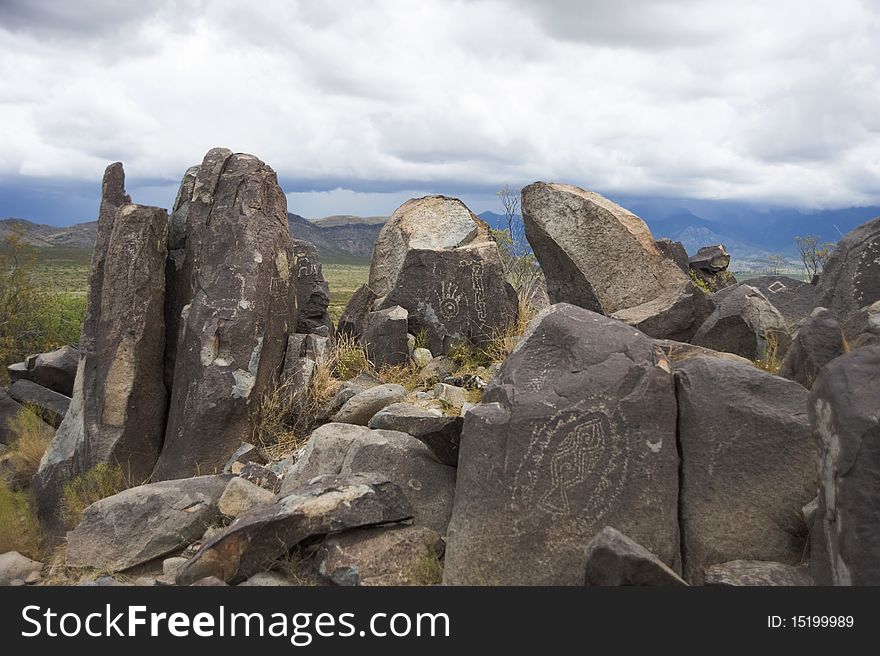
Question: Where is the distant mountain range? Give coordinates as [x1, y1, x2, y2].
[4, 200, 879, 272]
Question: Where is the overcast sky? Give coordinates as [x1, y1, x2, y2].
[1, 0, 879, 224]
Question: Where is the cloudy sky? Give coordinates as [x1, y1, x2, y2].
[1, 0, 878, 225]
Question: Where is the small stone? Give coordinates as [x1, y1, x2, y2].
[162, 557, 189, 578]
[238, 572, 293, 586]
[433, 383, 468, 410]
[412, 348, 433, 368]
[218, 476, 274, 518]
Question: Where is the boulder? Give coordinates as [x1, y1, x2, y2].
[412, 347, 433, 368]
[610, 283, 713, 342]
[583, 527, 687, 586]
[841, 299, 880, 349]
[816, 216, 880, 320]
[724, 275, 818, 329]
[0, 392, 26, 445]
[317, 374, 378, 422]
[6, 345, 79, 396]
[175, 473, 412, 585]
[238, 572, 294, 586]
[809, 344, 880, 585]
[154, 149, 296, 481]
[8, 380, 69, 428]
[293, 239, 333, 336]
[688, 244, 737, 291]
[280, 423, 455, 534]
[654, 238, 689, 273]
[32, 164, 169, 535]
[443, 304, 681, 585]
[363, 306, 410, 368]
[218, 476, 274, 518]
[65, 475, 230, 572]
[367, 402, 462, 466]
[316, 525, 445, 586]
[433, 383, 468, 410]
[222, 442, 266, 474]
[653, 339, 752, 367]
[675, 356, 816, 584]
[371, 196, 518, 354]
[331, 383, 407, 425]
[779, 307, 848, 389]
[238, 462, 282, 493]
[692, 284, 790, 360]
[0, 552, 43, 586]
[336, 284, 378, 342]
[704, 560, 812, 586]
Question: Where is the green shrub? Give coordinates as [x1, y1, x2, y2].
[62, 463, 127, 528]
[0, 483, 44, 559]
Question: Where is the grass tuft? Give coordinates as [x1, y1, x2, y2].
[754, 330, 783, 374]
[0, 483, 44, 559]
[61, 463, 127, 529]
[409, 548, 443, 586]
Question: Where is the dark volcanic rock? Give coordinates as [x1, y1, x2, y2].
[33, 165, 168, 535]
[370, 196, 517, 354]
[817, 216, 880, 320]
[336, 283, 377, 342]
[704, 560, 812, 586]
[363, 305, 410, 368]
[368, 402, 463, 466]
[7, 380, 68, 428]
[724, 275, 819, 329]
[675, 356, 816, 584]
[688, 244, 737, 292]
[583, 527, 687, 586]
[841, 299, 880, 349]
[443, 304, 681, 585]
[692, 284, 790, 360]
[7, 345, 79, 396]
[66, 475, 230, 572]
[154, 149, 296, 481]
[175, 473, 412, 585]
[779, 307, 848, 389]
[293, 239, 333, 336]
[655, 238, 689, 273]
[809, 344, 880, 585]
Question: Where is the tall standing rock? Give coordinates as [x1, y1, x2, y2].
[675, 356, 816, 583]
[369, 196, 518, 355]
[809, 344, 880, 585]
[817, 216, 880, 321]
[779, 307, 848, 389]
[153, 150, 296, 480]
[32, 164, 168, 532]
[293, 239, 333, 336]
[443, 304, 680, 585]
[521, 183, 709, 340]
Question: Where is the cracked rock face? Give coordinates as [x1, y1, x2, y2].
[153, 149, 296, 481]
[443, 304, 680, 585]
[817, 215, 880, 321]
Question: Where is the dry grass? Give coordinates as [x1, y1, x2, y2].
[332, 332, 373, 380]
[4, 405, 54, 479]
[277, 548, 323, 586]
[375, 361, 425, 392]
[61, 463, 127, 529]
[0, 482, 44, 559]
[754, 330, 783, 374]
[409, 548, 444, 585]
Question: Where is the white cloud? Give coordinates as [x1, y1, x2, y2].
[0, 0, 878, 212]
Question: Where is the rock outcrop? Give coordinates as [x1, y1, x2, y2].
[8, 380, 69, 428]
[688, 244, 737, 291]
[293, 239, 333, 336]
[817, 216, 880, 321]
[443, 304, 680, 585]
[704, 560, 812, 586]
[153, 149, 296, 480]
[6, 345, 79, 396]
[521, 183, 709, 341]
[675, 356, 816, 584]
[583, 527, 687, 586]
[779, 307, 848, 389]
[655, 238, 689, 273]
[809, 344, 880, 585]
[370, 196, 518, 354]
[725, 275, 818, 329]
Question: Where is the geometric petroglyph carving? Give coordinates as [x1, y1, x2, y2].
[767, 280, 787, 294]
[513, 401, 629, 528]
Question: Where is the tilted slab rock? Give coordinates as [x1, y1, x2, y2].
[809, 344, 880, 585]
[65, 475, 230, 572]
[7, 345, 79, 396]
[293, 239, 333, 336]
[841, 299, 880, 349]
[654, 238, 689, 273]
[704, 560, 812, 586]
[8, 379, 69, 428]
[443, 304, 681, 585]
[653, 338, 752, 367]
[816, 216, 880, 321]
[675, 356, 816, 584]
[368, 402, 462, 466]
[331, 383, 407, 426]
[583, 527, 687, 586]
[175, 473, 412, 585]
[154, 149, 295, 480]
[779, 307, 848, 389]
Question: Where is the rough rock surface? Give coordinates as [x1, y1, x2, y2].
[0, 392, 26, 445]
[779, 307, 848, 389]
[841, 299, 880, 348]
[692, 284, 790, 360]
[331, 383, 407, 425]
[217, 476, 274, 518]
[33, 164, 168, 533]
[688, 244, 737, 291]
[655, 238, 689, 273]
[443, 304, 681, 585]
[66, 475, 230, 572]
[809, 344, 880, 585]
[370, 196, 518, 354]
[280, 423, 455, 534]
[175, 473, 412, 585]
[653, 339, 752, 367]
[704, 560, 812, 586]
[7, 345, 79, 396]
[816, 216, 880, 320]
[363, 306, 410, 368]
[583, 527, 687, 586]
[154, 149, 295, 480]
[336, 284, 377, 342]
[611, 283, 713, 342]
[0, 552, 43, 586]
[293, 239, 333, 336]
[723, 275, 819, 329]
[675, 356, 816, 584]
[367, 403, 462, 466]
[316, 525, 445, 586]
[8, 380, 69, 428]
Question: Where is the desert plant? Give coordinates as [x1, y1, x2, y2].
[688, 268, 712, 294]
[4, 405, 54, 479]
[61, 463, 127, 528]
[332, 332, 373, 380]
[0, 483, 44, 559]
[795, 235, 834, 281]
[412, 328, 430, 351]
[409, 548, 443, 585]
[754, 330, 783, 374]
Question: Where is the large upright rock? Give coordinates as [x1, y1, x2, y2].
[521, 183, 708, 340]
[443, 304, 680, 585]
[809, 344, 880, 585]
[692, 284, 790, 360]
[779, 307, 848, 389]
[817, 216, 880, 320]
[370, 196, 518, 354]
[675, 356, 816, 583]
[33, 164, 168, 532]
[654, 238, 689, 273]
[336, 284, 377, 342]
[153, 149, 296, 481]
[293, 239, 333, 336]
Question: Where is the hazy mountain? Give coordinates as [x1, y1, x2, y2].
[0, 217, 97, 249]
